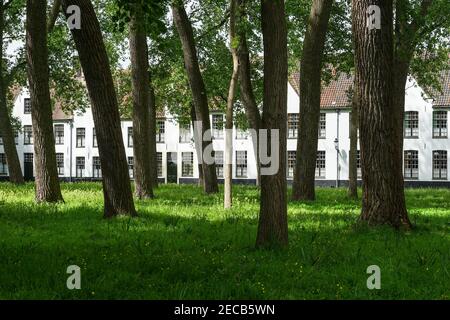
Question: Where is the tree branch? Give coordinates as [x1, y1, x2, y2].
[47, 0, 62, 33]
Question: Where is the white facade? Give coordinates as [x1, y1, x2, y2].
[1, 77, 449, 186]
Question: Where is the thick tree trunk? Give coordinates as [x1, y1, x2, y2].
[129, 12, 154, 199]
[292, 0, 333, 201]
[172, 3, 218, 194]
[352, 0, 411, 228]
[0, 3, 24, 185]
[26, 0, 63, 203]
[237, 0, 261, 187]
[149, 81, 158, 188]
[256, 0, 288, 248]
[348, 85, 358, 199]
[61, 0, 136, 217]
[224, 0, 240, 209]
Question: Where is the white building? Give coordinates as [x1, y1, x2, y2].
[1, 72, 449, 187]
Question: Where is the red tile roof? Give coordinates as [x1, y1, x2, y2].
[429, 70, 450, 107]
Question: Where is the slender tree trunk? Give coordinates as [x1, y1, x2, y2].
[149, 81, 158, 188]
[256, 0, 288, 248]
[190, 103, 203, 187]
[224, 0, 240, 209]
[348, 85, 358, 199]
[292, 0, 333, 201]
[61, 0, 136, 217]
[172, 3, 218, 194]
[237, 0, 261, 186]
[352, 0, 411, 228]
[129, 11, 153, 199]
[26, 0, 63, 203]
[0, 3, 24, 185]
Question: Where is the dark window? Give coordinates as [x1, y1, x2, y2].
[127, 127, 133, 147]
[0, 153, 7, 175]
[287, 151, 296, 178]
[215, 151, 223, 178]
[182, 152, 193, 177]
[54, 125, 64, 145]
[128, 157, 134, 178]
[319, 113, 326, 138]
[157, 152, 163, 177]
[76, 128, 85, 148]
[23, 125, 33, 145]
[156, 120, 165, 143]
[93, 156, 102, 178]
[404, 150, 419, 180]
[433, 151, 447, 180]
[76, 157, 85, 178]
[212, 114, 224, 139]
[287, 113, 299, 139]
[93, 128, 97, 147]
[404, 111, 419, 138]
[14, 130, 18, 145]
[316, 151, 326, 178]
[56, 153, 64, 176]
[24, 98, 31, 114]
[356, 150, 361, 179]
[433, 111, 447, 138]
[236, 151, 247, 178]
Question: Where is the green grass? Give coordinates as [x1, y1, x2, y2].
[0, 182, 448, 299]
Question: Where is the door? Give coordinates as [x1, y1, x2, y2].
[167, 152, 177, 183]
[24, 153, 34, 181]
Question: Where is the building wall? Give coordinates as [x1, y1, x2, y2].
[1, 78, 449, 187]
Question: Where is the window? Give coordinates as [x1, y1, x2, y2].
[14, 130, 18, 145]
[76, 157, 85, 178]
[212, 114, 224, 139]
[319, 113, 326, 138]
[127, 127, 133, 147]
[23, 125, 33, 145]
[236, 151, 247, 178]
[433, 111, 447, 138]
[182, 152, 193, 177]
[156, 120, 165, 143]
[93, 156, 102, 178]
[404, 111, 419, 138]
[54, 125, 64, 145]
[433, 151, 447, 180]
[287, 113, 299, 139]
[179, 123, 192, 143]
[404, 150, 418, 180]
[287, 151, 296, 178]
[93, 128, 97, 147]
[157, 152, 163, 177]
[316, 151, 326, 178]
[24, 98, 31, 114]
[76, 128, 85, 148]
[56, 153, 64, 176]
[356, 150, 362, 179]
[24, 153, 33, 163]
[128, 157, 134, 178]
[215, 151, 224, 178]
[0, 153, 7, 175]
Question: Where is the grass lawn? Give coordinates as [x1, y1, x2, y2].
[0, 182, 448, 299]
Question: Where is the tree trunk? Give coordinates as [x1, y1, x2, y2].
[292, 0, 333, 201]
[129, 11, 154, 199]
[190, 103, 203, 187]
[26, 0, 63, 203]
[224, 0, 240, 209]
[61, 0, 136, 217]
[348, 85, 358, 199]
[352, 0, 411, 228]
[237, 0, 261, 187]
[256, 0, 288, 248]
[0, 2, 24, 185]
[172, 3, 218, 194]
[149, 81, 158, 188]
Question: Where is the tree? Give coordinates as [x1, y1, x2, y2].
[256, 0, 288, 248]
[60, 0, 136, 217]
[292, 0, 333, 201]
[26, 0, 63, 202]
[129, 7, 154, 199]
[0, 0, 24, 185]
[172, 1, 219, 194]
[352, 0, 411, 228]
[348, 84, 358, 199]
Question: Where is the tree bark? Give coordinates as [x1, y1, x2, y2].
[172, 3, 218, 194]
[61, 0, 136, 217]
[129, 11, 154, 199]
[0, 2, 24, 185]
[26, 0, 63, 203]
[256, 0, 288, 248]
[348, 85, 358, 199]
[224, 0, 240, 209]
[352, 0, 411, 228]
[292, 0, 333, 201]
[190, 103, 203, 187]
[149, 80, 158, 188]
